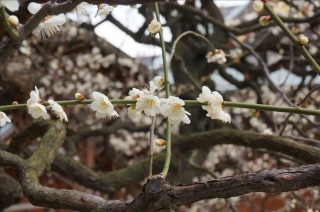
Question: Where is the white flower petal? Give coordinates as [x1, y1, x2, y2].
[27, 2, 41, 14]
[0, 112, 11, 127]
[1, 0, 19, 12]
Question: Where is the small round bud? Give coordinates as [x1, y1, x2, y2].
[298, 34, 308, 45]
[8, 15, 19, 27]
[259, 16, 271, 26]
[252, 0, 264, 12]
[75, 93, 85, 100]
[12, 101, 19, 105]
[112, 4, 118, 8]
[130, 4, 137, 8]
[155, 139, 166, 147]
[148, 20, 161, 36]
[251, 110, 260, 117]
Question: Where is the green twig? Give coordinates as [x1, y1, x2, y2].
[154, 2, 171, 178]
[1, 100, 320, 117]
[148, 116, 156, 177]
[0, 6, 19, 40]
[264, 3, 320, 75]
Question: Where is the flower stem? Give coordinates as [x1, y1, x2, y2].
[154, 2, 171, 178]
[1, 100, 320, 116]
[264, 3, 320, 75]
[148, 116, 156, 177]
[0, 6, 20, 40]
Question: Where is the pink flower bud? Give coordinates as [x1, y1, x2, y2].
[75, 93, 85, 100]
[155, 139, 166, 147]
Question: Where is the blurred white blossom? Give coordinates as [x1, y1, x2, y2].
[95, 4, 113, 19]
[0, 112, 11, 127]
[206, 49, 227, 64]
[0, 0, 19, 12]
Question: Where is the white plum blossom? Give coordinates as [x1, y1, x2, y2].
[136, 81, 160, 116]
[95, 4, 113, 19]
[153, 76, 165, 91]
[160, 96, 191, 125]
[48, 100, 68, 122]
[125, 88, 144, 118]
[91, 92, 119, 119]
[0, 112, 11, 127]
[75, 2, 89, 20]
[197, 86, 231, 123]
[27, 86, 41, 107]
[148, 20, 161, 35]
[28, 103, 49, 119]
[0, 0, 19, 12]
[27, 86, 48, 119]
[32, 14, 66, 40]
[206, 49, 227, 64]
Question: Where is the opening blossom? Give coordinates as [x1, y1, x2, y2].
[48, 100, 68, 122]
[0, 112, 11, 127]
[136, 81, 161, 116]
[206, 49, 227, 64]
[28, 3, 66, 39]
[0, 0, 19, 12]
[91, 92, 119, 119]
[160, 96, 191, 125]
[197, 86, 231, 123]
[94, 4, 113, 19]
[153, 76, 165, 91]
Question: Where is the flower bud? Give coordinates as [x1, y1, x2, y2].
[298, 34, 308, 45]
[155, 139, 166, 147]
[130, 4, 137, 8]
[12, 101, 19, 105]
[75, 93, 85, 100]
[148, 20, 161, 36]
[112, 4, 118, 8]
[259, 16, 271, 26]
[252, 0, 264, 12]
[251, 110, 260, 117]
[8, 15, 19, 27]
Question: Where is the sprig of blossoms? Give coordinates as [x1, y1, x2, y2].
[91, 92, 119, 119]
[0, 112, 11, 127]
[197, 86, 231, 123]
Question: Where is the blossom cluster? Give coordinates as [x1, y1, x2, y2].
[0, 82, 231, 127]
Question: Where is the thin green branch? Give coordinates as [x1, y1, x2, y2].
[264, 3, 320, 75]
[1, 100, 320, 117]
[148, 116, 156, 177]
[0, 6, 19, 40]
[154, 2, 171, 178]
